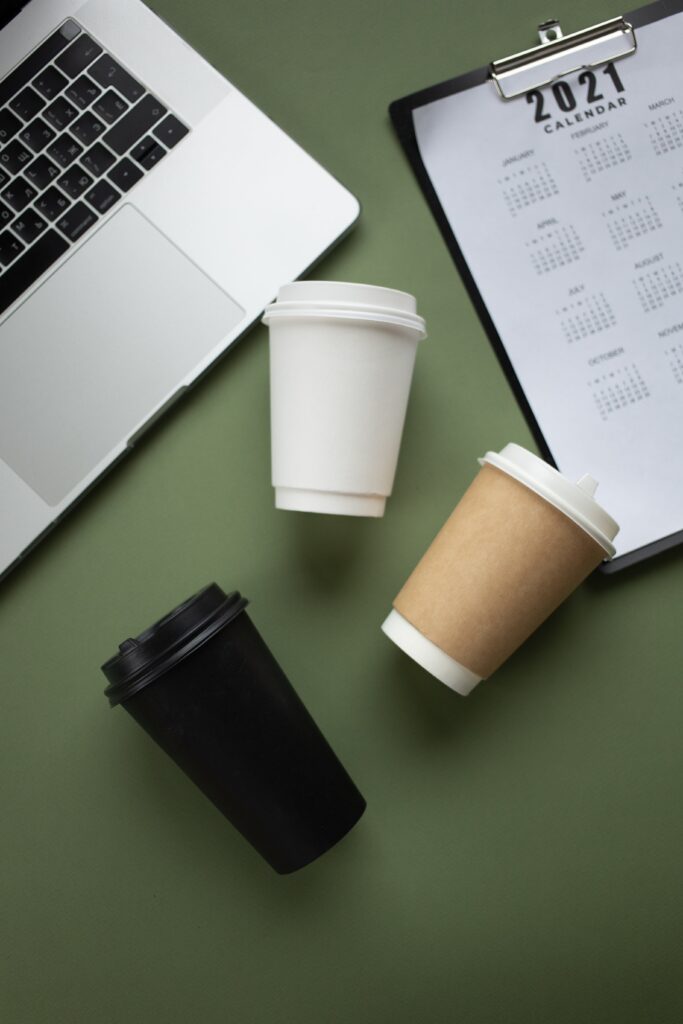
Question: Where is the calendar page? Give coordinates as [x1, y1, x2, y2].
[412, 10, 683, 561]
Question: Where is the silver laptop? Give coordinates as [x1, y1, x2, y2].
[0, 0, 359, 580]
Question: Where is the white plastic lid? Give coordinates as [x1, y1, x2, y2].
[480, 443, 620, 558]
[262, 280, 427, 338]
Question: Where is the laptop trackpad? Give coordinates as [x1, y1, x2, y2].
[0, 206, 244, 507]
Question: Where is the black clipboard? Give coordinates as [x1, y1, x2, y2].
[390, 0, 683, 573]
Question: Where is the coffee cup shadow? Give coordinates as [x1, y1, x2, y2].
[120, 721, 366, 899]
[380, 599, 582, 752]
[287, 512, 372, 592]
[380, 645, 501, 748]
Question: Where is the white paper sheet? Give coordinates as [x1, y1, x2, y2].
[414, 13, 683, 558]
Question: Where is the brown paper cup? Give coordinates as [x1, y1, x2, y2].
[382, 444, 619, 695]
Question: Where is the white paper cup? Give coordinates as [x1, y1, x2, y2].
[382, 443, 620, 695]
[263, 282, 426, 517]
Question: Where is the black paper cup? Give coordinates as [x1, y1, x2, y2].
[101, 585, 366, 873]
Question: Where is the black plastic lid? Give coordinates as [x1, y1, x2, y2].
[101, 585, 248, 707]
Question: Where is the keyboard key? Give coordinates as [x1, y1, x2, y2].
[84, 178, 119, 213]
[0, 229, 25, 266]
[0, 230, 68, 315]
[19, 117, 56, 153]
[61, 19, 81, 40]
[10, 85, 45, 121]
[65, 74, 102, 109]
[56, 201, 97, 242]
[139, 142, 166, 170]
[0, 200, 13, 225]
[81, 142, 116, 177]
[93, 89, 128, 124]
[130, 136, 155, 161]
[107, 157, 143, 192]
[1, 177, 38, 213]
[32, 65, 68, 100]
[89, 55, 144, 103]
[70, 111, 106, 146]
[0, 22, 78, 109]
[104, 94, 166, 155]
[55, 34, 102, 78]
[0, 140, 33, 175]
[11, 210, 47, 245]
[0, 108, 23, 143]
[25, 155, 60, 190]
[44, 96, 79, 131]
[46, 133, 83, 168]
[35, 185, 70, 221]
[129, 135, 166, 169]
[57, 166, 93, 199]
[152, 114, 188, 149]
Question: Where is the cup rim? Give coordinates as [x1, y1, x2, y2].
[262, 300, 427, 338]
[101, 586, 248, 707]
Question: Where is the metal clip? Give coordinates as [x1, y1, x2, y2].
[537, 19, 564, 45]
[489, 16, 637, 100]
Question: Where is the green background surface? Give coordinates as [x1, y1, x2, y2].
[2, 1, 682, 1021]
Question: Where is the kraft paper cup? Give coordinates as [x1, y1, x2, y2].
[263, 281, 426, 517]
[381, 443, 620, 695]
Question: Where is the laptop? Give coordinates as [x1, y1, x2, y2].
[0, 0, 360, 581]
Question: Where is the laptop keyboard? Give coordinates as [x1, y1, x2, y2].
[0, 19, 189, 316]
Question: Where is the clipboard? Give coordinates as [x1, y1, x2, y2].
[390, 0, 683, 573]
